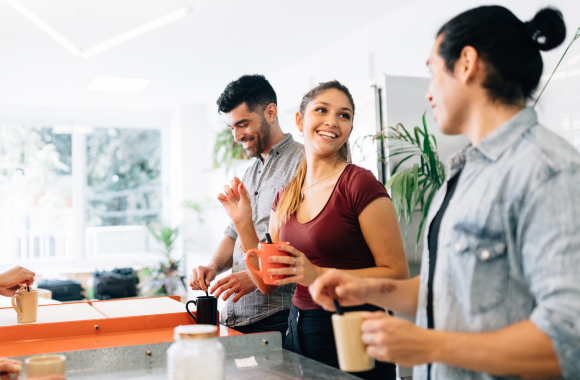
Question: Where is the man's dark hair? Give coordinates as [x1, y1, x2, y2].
[437, 6, 566, 105]
[216, 74, 277, 115]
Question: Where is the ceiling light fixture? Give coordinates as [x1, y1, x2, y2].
[86, 76, 151, 93]
[81, 8, 191, 59]
[5, 0, 81, 57]
[4, 0, 191, 59]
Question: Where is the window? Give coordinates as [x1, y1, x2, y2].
[0, 125, 73, 261]
[87, 128, 161, 227]
[0, 124, 162, 265]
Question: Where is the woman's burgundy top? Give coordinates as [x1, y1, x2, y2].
[272, 164, 390, 310]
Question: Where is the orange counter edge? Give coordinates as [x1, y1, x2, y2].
[0, 296, 242, 357]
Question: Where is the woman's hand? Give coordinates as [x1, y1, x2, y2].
[0, 358, 22, 380]
[308, 270, 376, 311]
[0, 266, 35, 297]
[217, 177, 252, 225]
[268, 244, 323, 287]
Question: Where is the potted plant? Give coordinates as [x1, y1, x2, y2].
[212, 127, 249, 170]
[138, 223, 186, 297]
[362, 114, 445, 249]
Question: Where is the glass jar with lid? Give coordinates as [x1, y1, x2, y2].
[167, 325, 225, 380]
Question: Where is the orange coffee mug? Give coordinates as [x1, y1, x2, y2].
[246, 242, 291, 285]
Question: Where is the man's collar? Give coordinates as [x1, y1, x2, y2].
[271, 133, 294, 153]
[259, 133, 294, 162]
[474, 107, 537, 162]
[445, 107, 537, 179]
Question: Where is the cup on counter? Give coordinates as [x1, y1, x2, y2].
[186, 296, 218, 325]
[245, 242, 291, 285]
[25, 355, 66, 377]
[11, 288, 38, 323]
[332, 311, 375, 372]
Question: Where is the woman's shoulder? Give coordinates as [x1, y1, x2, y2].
[339, 164, 390, 204]
[342, 164, 382, 185]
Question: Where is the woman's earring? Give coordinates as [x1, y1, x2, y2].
[299, 131, 304, 138]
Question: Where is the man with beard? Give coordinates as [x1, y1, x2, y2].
[190, 75, 303, 340]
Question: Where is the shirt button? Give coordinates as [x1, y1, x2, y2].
[258, 171, 261, 173]
[481, 249, 491, 260]
[454, 243, 462, 253]
[276, 151, 279, 155]
[255, 191, 258, 195]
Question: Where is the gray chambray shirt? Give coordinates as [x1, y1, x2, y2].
[414, 108, 580, 380]
[222, 133, 303, 327]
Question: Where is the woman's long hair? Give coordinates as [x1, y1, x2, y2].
[273, 80, 355, 233]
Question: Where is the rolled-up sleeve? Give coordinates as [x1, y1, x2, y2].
[519, 168, 580, 379]
[224, 221, 238, 241]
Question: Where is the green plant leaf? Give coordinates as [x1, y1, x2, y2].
[413, 127, 423, 149]
[385, 171, 403, 191]
[413, 163, 419, 201]
[414, 182, 432, 210]
[391, 154, 415, 174]
[430, 134, 438, 150]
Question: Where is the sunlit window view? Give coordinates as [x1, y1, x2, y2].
[0, 126, 73, 261]
[86, 128, 161, 228]
[0, 126, 161, 264]
[0, 1, 579, 379]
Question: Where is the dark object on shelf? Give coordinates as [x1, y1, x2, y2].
[38, 279, 84, 301]
[93, 268, 139, 300]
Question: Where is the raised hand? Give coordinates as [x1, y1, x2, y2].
[217, 177, 252, 225]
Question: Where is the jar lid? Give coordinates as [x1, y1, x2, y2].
[174, 325, 218, 340]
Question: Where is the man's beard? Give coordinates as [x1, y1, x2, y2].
[245, 116, 271, 158]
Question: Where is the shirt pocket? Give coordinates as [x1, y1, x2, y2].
[453, 228, 508, 315]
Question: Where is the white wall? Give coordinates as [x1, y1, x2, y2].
[260, 0, 580, 270]
[535, 0, 580, 146]
[267, 0, 580, 147]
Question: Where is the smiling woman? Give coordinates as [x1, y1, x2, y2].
[217, 80, 409, 379]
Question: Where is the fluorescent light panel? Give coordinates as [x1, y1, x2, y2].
[4, 0, 190, 59]
[5, 0, 81, 57]
[87, 77, 151, 93]
[81, 8, 190, 59]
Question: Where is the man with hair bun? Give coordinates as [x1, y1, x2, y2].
[189, 74, 303, 340]
[310, 6, 580, 380]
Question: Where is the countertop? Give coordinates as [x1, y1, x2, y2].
[11, 332, 361, 380]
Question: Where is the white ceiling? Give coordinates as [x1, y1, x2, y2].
[0, 0, 420, 109]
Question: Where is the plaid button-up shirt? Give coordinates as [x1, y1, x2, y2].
[222, 133, 303, 327]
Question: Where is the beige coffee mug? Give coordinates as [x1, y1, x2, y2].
[11, 289, 38, 323]
[332, 311, 375, 372]
[26, 355, 66, 377]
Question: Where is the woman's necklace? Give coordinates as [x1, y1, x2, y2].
[300, 160, 344, 202]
